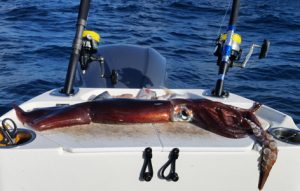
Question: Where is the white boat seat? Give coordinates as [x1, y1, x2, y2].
[78, 44, 166, 88]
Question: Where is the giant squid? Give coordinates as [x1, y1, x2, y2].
[13, 98, 277, 190]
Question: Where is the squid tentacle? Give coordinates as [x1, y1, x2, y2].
[245, 118, 278, 191]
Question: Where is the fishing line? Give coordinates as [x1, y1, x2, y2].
[216, 0, 232, 36]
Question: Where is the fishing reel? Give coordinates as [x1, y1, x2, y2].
[79, 30, 118, 85]
[214, 33, 270, 69]
[212, 32, 270, 98]
[80, 30, 101, 73]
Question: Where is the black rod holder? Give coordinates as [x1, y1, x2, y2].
[212, 0, 240, 97]
[61, 0, 91, 95]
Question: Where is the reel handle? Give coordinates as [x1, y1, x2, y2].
[259, 39, 270, 59]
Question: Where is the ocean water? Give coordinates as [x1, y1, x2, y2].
[0, 0, 299, 124]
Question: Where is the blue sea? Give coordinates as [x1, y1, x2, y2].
[0, 0, 299, 124]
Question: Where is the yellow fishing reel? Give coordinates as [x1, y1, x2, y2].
[220, 33, 242, 52]
[214, 33, 243, 66]
[82, 30, 101, 53]
[80, 30, 118, 84]
[80, 30, 102, 72]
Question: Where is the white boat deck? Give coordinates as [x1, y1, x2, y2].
[0, 88, 299, 191]
[1, 88, 276, 152]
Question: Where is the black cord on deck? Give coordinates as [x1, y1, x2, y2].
[158, 148, 180, 182]
[140, 147, 154, 182]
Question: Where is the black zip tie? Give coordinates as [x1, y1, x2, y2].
[159, 148, 179, 182]
[140, 147, 153, 182]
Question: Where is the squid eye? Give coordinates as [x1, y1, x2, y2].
[172, 105, 193, 122]
[180, 110, 189, 120]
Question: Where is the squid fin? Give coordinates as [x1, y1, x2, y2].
[13, 105, 26, 124]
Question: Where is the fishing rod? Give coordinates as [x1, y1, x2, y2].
[212, 0, 240, 97]
[61, 0, 91, 95]
[211, 0, 269, 98]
